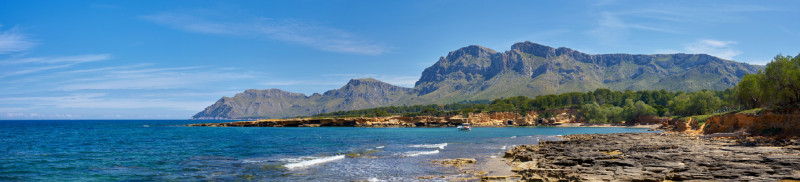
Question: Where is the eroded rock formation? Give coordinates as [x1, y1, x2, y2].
[504, 133, 800, 181]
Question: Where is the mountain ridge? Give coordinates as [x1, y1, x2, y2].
[192, 41, 763, 119]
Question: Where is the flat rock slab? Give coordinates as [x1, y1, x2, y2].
[505, 132, 800, 181]
[432, 158, 477, 167]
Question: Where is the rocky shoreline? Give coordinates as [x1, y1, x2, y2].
[503, 132, 800, 181]
[187, 111, 589, 127]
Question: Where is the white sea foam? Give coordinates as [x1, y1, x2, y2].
[402, 150, 439, 157]
[376, 146, 385, 149]
[241, 158, 272, 164]
[510, 136, 517, 138]
[409, 143, 447, 149]
[501, 145, 507, 150]
[278, 156, 317, 163]
[368, 177, 385, 182]
[283, 155, 345, 169]
[490, 156, 498, 158]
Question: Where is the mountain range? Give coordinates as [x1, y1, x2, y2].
[192, 41, 763, 119]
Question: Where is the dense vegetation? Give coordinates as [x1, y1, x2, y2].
[311, 100, 490, 118]
[312, 88, 730, 124]
[312, 54, 799, 124]
[734, 54, 800, 109]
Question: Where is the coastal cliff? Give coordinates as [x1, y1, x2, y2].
[703, 108, 800, 137]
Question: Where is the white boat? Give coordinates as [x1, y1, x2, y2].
[457, 123, 471, 131]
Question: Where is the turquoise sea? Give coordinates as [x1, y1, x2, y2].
[0, 120, 653, 181]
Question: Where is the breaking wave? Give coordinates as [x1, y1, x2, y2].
[409, 143, 447, 149]
[402, 150, 439, 157]
[283, 155, 345, 169]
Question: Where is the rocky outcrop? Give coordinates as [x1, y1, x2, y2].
[703, 108, 800, 137]
[504, 133, 800, 181]
[432, 158, 477, 167]
[193, 42, 763, 119]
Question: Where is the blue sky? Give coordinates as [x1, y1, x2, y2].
[1, 0, 799, 119]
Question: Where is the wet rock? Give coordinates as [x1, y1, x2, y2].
[433, 158, 477, 167]
[481, 175, 522, 181]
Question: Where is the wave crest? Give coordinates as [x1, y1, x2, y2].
[283, 155, 345, 169]
[409, 143, 447, 149]
[402, 150, 439, 157]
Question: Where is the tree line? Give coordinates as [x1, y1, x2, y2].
[735, 54, 800, 109]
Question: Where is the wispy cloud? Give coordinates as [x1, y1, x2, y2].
[1, 54, 110, 65]
[142, 12, 387, 55]
[57, 65, 257, 90]
[0, 26, 37, 54]
[264, 73, 418, 88]
[587, 11, 679, 43]
[1, 112, 78, 119]
[684, 39, 741, 60]
[321, 73, 418, 87]
[0, 54, 110, 79]
[0, 54, 111, 79]
[0, 93, 211, 111]
[586, 3, 774, 43]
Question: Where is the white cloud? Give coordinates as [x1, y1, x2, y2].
[143, 12, 387, 55]
[684, 39, 741, 60]
[0, 27, 37, 54]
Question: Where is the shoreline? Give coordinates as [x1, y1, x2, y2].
[489, 132, 800, 181]
[187, 118, 662, 129]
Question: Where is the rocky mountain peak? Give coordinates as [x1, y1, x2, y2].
[325, 78, 412, 96]
[345, 78, 382, 86]
[193, 41, 764, 120]
[239, 89, 307, 98]
[415, 45, 501, 87]
[511, 41, 556, 57]
[446, 45, 497, 59]
[511, 41, 586, 59]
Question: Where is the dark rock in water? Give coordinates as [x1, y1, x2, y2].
[505, 133, 800, 181]
[432, 158, 477, 167]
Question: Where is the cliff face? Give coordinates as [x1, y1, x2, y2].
[193, 41, 764, 119]
[411, 41, 762, 104]
[702, 109, 800, 137]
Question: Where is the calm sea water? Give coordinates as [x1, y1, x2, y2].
[0, 120, 652, 181]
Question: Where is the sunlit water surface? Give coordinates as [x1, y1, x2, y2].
[0, 120, 653, 181]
